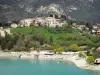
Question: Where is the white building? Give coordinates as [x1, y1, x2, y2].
[11, 23, 18, 28]
[77, 25, 86, 30]
[93, 25, 98, 29]
[20, 18, 34, 27]
[20, 24, 24, 27]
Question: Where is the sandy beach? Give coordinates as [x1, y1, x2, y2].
[63, 55, 100, 71]
[0, 52, 16, 58]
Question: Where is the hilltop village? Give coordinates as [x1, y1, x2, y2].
[0, 14, 66, 37]
[0, 14, 100, 37]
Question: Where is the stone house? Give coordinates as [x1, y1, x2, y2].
[11, 23, 18, 28]
[96, 30, 100, 35]
[20, 18, 34, 27]
[93, 25, 98, 30]
[77, 25, 86, 30]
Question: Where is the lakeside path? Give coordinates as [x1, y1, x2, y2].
[0, 52, 100, 71]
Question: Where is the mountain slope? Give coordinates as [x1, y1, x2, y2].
[0, 0, 100, 23]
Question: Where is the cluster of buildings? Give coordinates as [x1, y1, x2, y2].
[11, 14, 65, 28]
[72, 24, 89, 32]
[0, 14, 65, 37]
[72, 23, 100, 35]
[92, 24, 100, 35]
[1, 14, 100, 37]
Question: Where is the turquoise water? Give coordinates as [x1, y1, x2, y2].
[0, 59, 99, 75]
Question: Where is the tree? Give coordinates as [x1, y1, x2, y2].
[12, 45, 26, 52]
[0, 22, 2, 27]
[12, 20, 19, 24]
[89, 35, 99, 43]
[57, 47, 64, 52]
[15, 36, 26, 51]
[53, 47, 64, 53]
[62, 22, 68, 31]
[27, 41, 40, 50]
[12, 33, 19, 45]
[32, 33, 45, 44]
[49, 36, 53, 43]
[69, 44, 80, 51]
[60, 15, 66, 21]
[86, 56, 94, 64]
[67, 20, 73, 26]
[55, 25, 61, 33]
[86, 23, 92, 31]
[6, 41, 14, 50]
[78, 52, 86, 58]
[55, 14, 59, 19]
[1, 38, 6, 50]
[92, 51, 100, 59]
[5, 32, 13, 42]
[49, 14, 53, 17]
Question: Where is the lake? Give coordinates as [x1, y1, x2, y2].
[0, 58, 99, 75]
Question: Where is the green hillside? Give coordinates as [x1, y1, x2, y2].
[11, 27, 81, 42]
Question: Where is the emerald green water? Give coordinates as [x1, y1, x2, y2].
[0, 59, 99, 75]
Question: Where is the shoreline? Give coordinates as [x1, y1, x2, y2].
[0, 52, 100, 71]
[63, 55, 100, 71]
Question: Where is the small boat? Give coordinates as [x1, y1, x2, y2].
[18, 54, 22, 58]
[44, 53, 54, 55]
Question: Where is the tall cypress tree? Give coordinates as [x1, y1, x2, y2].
[49, 36, 53, 43]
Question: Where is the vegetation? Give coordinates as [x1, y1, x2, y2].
[1, 25, 99, 52]
[86, 56, 95, 64]
[53, 47, 64, 53]
[0, 21, 100, 63]
[69, 44, 80, 52]
[78, 52, 86, 58]
[11, 27, 33, 34]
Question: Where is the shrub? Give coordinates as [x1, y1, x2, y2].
[86, 56, 94, 64]
[78, 52, 86, 58]
[69, 44, 80, 52]
[52, 47, 64, 53]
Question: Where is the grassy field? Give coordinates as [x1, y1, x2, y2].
[11, 27, 97, 46]
[11, 27, 33, 34]
[11, 27, 81, 42]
